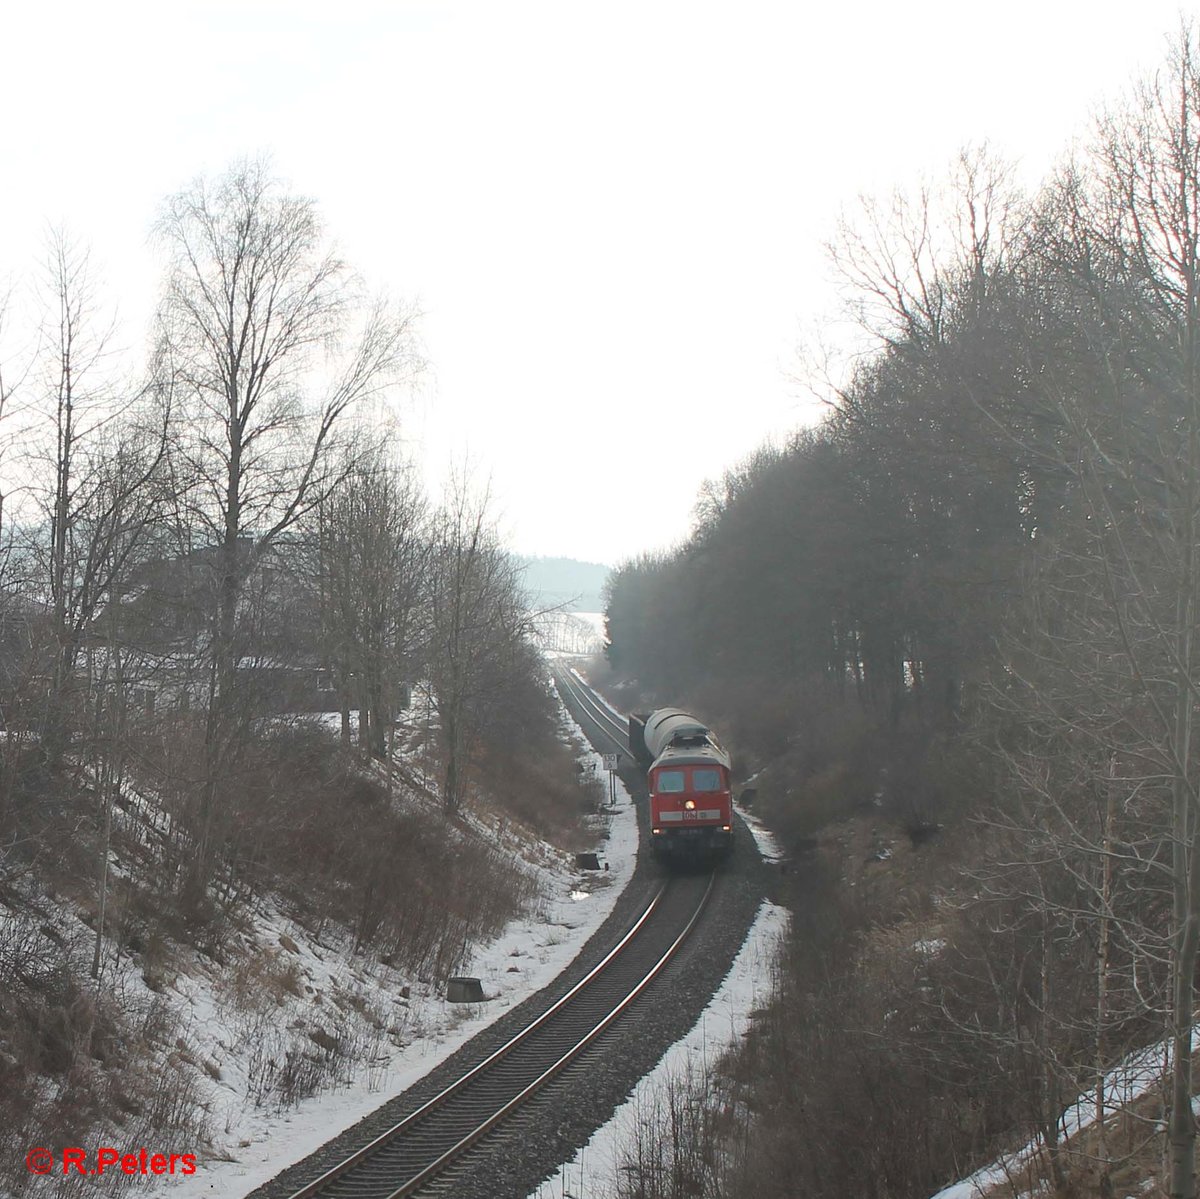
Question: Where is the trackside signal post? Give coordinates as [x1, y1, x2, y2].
[602, 753, 621, 806]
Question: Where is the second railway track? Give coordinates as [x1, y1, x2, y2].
[552, 665, 630, 752]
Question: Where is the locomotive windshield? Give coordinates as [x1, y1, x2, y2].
[656, 770, 686, 792]
[692, 769, 722, 791]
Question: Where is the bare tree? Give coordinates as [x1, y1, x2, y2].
[154, 158, 419, 896]
[828, 145, 1028, 354]
[973, 26, 1200, 1196]
[0, 283, 25, 568]
[426, 479, 533, 812]
[1068, 32, 1200, 1196]
[317, 450, 429, 758]
[31, 231, 168, 766]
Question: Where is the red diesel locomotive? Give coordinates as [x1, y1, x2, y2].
[629, 709, 733, 860]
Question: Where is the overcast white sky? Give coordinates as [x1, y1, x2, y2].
[0, 1, 1191, 564]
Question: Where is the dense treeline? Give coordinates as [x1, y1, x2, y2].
[607, 157, 1060, 750]
[605, 30, 1200, 1199]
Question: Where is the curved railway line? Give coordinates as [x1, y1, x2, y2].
[552, 664, 630, 754]
[277, 670, 716, 1199]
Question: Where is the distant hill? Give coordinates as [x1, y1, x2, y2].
[516, 556, 611, 613]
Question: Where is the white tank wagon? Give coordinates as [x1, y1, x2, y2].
[644, 709, 715, 759]
[630, 709, 730, 766]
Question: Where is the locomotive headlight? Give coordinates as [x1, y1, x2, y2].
[684, 799, 696, 811]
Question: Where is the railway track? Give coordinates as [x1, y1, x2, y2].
[279, 670, 715, 1199]
[284, 879, 713, 1199]
[552, 664, 630, 754]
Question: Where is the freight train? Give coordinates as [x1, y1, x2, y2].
[628, 709, 733, 860]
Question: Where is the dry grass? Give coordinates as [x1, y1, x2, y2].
[477, 732, 606, 851]
[0, 907, 209, 1197]
[612, 1060, 743, 1199]
[0, 657, 587, 1192]
[959, 1054, 1182, 1199]
[216, 945, 306, 1011]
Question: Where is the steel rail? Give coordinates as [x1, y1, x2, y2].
[386, 871, 715, 1198]
[280, 875, 714, 1199]
[553, 666, 629, 749]
[275, 666, 716, 1199]
[565, 668, 629, 740]
[283, 880, 672, 1199]
[566, 672, 629, 743]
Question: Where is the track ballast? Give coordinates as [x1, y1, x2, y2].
[252, 667, 769, 1199]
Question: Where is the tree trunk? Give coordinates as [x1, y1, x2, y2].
[443, 707, 461, 812]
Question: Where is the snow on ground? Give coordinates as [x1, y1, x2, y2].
[928, 1035, 1174, 1199]
[731, 768, 784, 862]
[734, 801, 783, 862]
[527, 899, 790, 1199]
[151, 711, 640, 1199]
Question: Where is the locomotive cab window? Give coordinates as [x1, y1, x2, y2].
[656, 770, 686, 793]
[692, 769, 722, 792]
